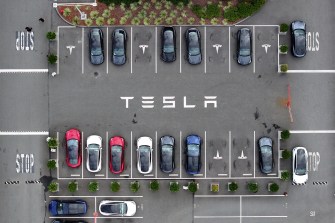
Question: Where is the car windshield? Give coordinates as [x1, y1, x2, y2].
[240, 31, 251, 56]
[187, 144, 199, 156]
[113, 32, 125, 56]
[261, 146, 272, 171]
[112, 145, 122, 171]
[91, 32, 102, 56]
[88, 145, 99, 170]
[294, 29, 306, 37]
[139, 146, 150, 172]
[188, 32, 200, 56]
[163, 30, 174, 53]
[103, 203, 127, 215]
[295, 150, 307, 175]
[67, 139, 79, 164]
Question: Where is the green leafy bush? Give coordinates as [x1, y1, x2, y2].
[229, 182, 238, 192]
[280, 45, 288, 53]
[149, 180, 160, 191]
[63, 8, 71, 17]
[224, 0, 266, 22]
[169, 181, 180, 192]
[47, 160, 57, 170]
[110, 181, 120, 192]
[98, 0, 139, 6]
[282, 149, 291, 159]
[90, 10, 99, 19]
[68, 181, 78, 193]
[280, 171, 290, 181]
[48, 182, 58, 192]
[280, 23, 289, 32]
[280, 64, 288, 72]
[281, 130, 290, 139]
[188, 182, 198, 193]
[167, 0, 189, 5]
[96, 17, 105, 26]
[47, 54, 57, 65]
[192, 4, 221, 19]
[247, 182, 258, 193]
[269, 183, 279, 192]
[88, 181, 99, 192]
[46, 32, 56, 40]
[130, 181, 140, 192]
[85, 19, 93, 26]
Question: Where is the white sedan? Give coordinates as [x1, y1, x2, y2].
[137, 136, 153, 174]
[86, 135, 102, 172]
[292, 147, 308, 185]
[99, 200, 136, 216]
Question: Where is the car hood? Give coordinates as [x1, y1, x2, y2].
[292, 21, 305, 30]
[137, 137, 152, 147]
[87, 135, 102, 147]
[110, 136, 124, 146]
[186, 135, 200, 145]
[90, 54, 104, 65]
[49, 200, 58, 216]
[238, 55, 252, 65]
[161, 136, 174, 146]
[125, 201, 137, 216]
[113, 55, 126, 65]
[66, 129, 80, 140]
[259, 137, 272, 147]
[188, 54, 201, 65]
[293, 173, 308, 184]
[162, 52, 176, 62]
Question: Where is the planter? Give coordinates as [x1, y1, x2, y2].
[68, 181, 78, 193]
[228, 182, 238, 192]
[149, 180, 159, 191]
[110, 181, 120, 192]
[47, 159, 57, 170]
[169, 181, 180, 192]
[130, 181, 140, 193]
[188, 182, 199, 193]
[247, 182, 258, 193]
[279, 23, 289, 34]
[88, 181, 99, 192]
[210, 183, 219, 192]
[279, 64, 288, 73]
[279, 45, 288, 54]
[268, 182, 279, 192]
[48, 182, 59, 192]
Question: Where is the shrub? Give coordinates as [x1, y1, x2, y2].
[269, 183, 279, 192]
[108, 3, 116, 10]
[224, 0, 266, 22]
[164, 0, 173, 10]
[96, 17, 105, 26]
[68, 181, 77, 193]
[102, 9, 111, 18]
[72, 16, 80, 25]
[229, 182, 238, 192]
[149, 11, 157, 19]
[119, 17, 128, 25]
[280, 23, 289, 32]
[88, 181, 99, 192]
[281, 170, 290, 181]
[200, 18, 206, 25]
[124, 10, 133, 19]
[131, 17, 141, 25]
[90, 10, 99, 19]
[47, 54, 57, 65]
[107, 18, 116, 25]
[169, 181, 180, 192]
[280, 64, 288, 72]
[155, 2, 163, 10]
[47, 137, 58, 148]
[176, 2, 184, 10]
[47, 160, 57, 170]
[187, 17, 195, 25]
[281, 130, 290, 139]
[48, 182, 58, 192]
[160, 10, 168, 18]
[46, 32, 56, 40]
[280, 45, 288, 53]
[130, 2, 138, 11]
[130, 181, 140, 192]
[165, 17, 173, 25]
[63, 8, 71, 17]
[176, 17, 184, 25]
[149, 180, 160, 191]
[154, 18, 162, 25]
[282, 149, 291, 159]
[188, 182, 198, 193]
[85, 19, 93, 26]
[211, 18, 218, 25]
[110, 181, 120, 192]
[143, 17, 151, 25]
[98, 0, 139, 6]
[247, 182, 258, 193]
[138, 10, 147, 19]
[143, 2, 151, 10]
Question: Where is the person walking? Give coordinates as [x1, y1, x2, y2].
[38, 18, 45, 22]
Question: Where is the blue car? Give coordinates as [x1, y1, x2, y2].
[49, 200, 87, 216]
[185, 134, 201, 175]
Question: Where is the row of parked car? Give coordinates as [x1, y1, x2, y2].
[49, 199, 136, 218]
[89, 21, 306, 66]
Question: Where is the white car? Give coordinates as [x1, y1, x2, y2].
[292, 147, 308, 185]
[99, 200, 137, 216]
[86, 135, 102, 172]
[137, 136, 153, 174]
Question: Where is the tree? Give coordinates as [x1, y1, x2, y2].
[88, 181, 99, 192]
[130, 181, 140, 193]
[269, 183, 279, 192]
[48, 54, 57, 65]
[68, 181, 78, 193]
[46, 32, 56, 40]
[247, 182, 258, 193]
[110, 181, 120, 192]
[188, 182, 198, 193]
[149, 180, 160, 191]
[229, 182, 238, 192]
[47, 137, 58, 148]
[280, 171, 291, 181]
[281, 130, 290, 139]
[48, 182, 59, 192]
[169, 181, 180, 192]
[47, 160, 57, 170]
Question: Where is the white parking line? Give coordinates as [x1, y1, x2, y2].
[243, 173, 252, 176]
[57, 176, 278, 180]
[204, 26, 206, 74]
[194, 216, 287, 219]
[277, 28, 279, 72]
[106, 27, 109, 74]
[267, 173, 277, 176]
[169, 174, 178, 177]
[57, 26, 60, 74]
[95, 197, 97, 213]
[155, 131, 157, 177]
[82, 131, 84, 179]
[95, 174, 104, 177]
[57, 132, 59, 179]
[277, 130, 280, 177]
[195, 194, 285, 198]
[289, 130, 335, 133]
[228, 27, 231, 73]
[179, 26, 182, 74]
[106, 131, 108, 178]
[82, 28, 84, 74]
[120, 174, 129, 177]
[240, 196, 242, 223]
[253, 26, 255, 74]
[253, 131, 255, 178]
[229, 131, 231, 177]
[130, 131, 133, 178]
[155, 27, 157, 74]
[180, 131, 182, 177]
[144, 174, 154, 177]
[0, 69, 48, 73]
[131, 27, 133, 74]
[218, 173, 227, 176]
[287, 70, 335, 73]
[0, 131, 49, 135]
[204, 131, 207, 178]
[49, 195, 143, 198]
[70, 174, 80, 177]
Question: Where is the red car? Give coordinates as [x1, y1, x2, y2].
[65, 129, 81, 168]
[109, 136, 125, 174]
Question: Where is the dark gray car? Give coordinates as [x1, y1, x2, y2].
[258, 137, 274, 174]
[185, 28, 202, 65]
[112, 28, 127, 65]
[161, 27, 176, 62]
[89, 28, 104, 65]
[160, 136, 175, 173]
[237, 28, 252, 65]
[291, 20, 306, 57]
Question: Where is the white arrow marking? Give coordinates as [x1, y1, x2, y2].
[139, 45, 148, 54]
[213, 150, 222, 159]
[261, 44, 271, 54]
[238, 150, 247, 159]
[212, 44, 222, 54]
[66, 45, 76, 55]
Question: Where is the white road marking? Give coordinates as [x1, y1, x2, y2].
[193, 174, 203, 177]
[70, 174, 81, 177]
[243, 173, 252, 176]
[155, 131, 157, 178]
[277, 28, 280, 72]
[106, 131, 108, 178]
[204, 26, 206, 74]
[253, 131, 255, 177]
[195, 194, 285, 198]
[218, 173, 227, 176]
[204, 131, 207, 178]
[130, 131, 133, 178]
[57, 176, 278, 180]
[229, 26, 231, 73]
[95, 174, 104, 177]
[131, 27, 133, 74]
[180, 131, 182, 178]
[267, 173, 277, 176]
[194, 216, 287, 218]
[49, 195, 143, 198]
[57, 132, 59, 179]
[57, 26, 60, 74]
[179, 26, 182, 74]
[169, 174, 178, 177]
[155, 27, 157, 74]
[82, 28, 84, 74]
[289, 130, 335, 133]
[277, 130, 280, 177]
[0, 69, 48, 73]
[0, 131, 49, 135]
[253, 26, 255, 73]
[240, 196, 242, 223]
[106, 27, 109, 74]
[49, 217, 143, 219]
[229, 131, 231, 177]
[120, 174, 129, 177]
[95, 197, 97, 212]
[287, 70, 335, 73]
[82, 131, 84, 179]
[235, 25, 280, 27]
[144, 174, 154, 177]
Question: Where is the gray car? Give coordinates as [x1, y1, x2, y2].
[160, 135, 175, 173]
[112, 28, 127, 65]
[89, 28, 104, 65]
[237, 28, 252, 65]
[291, 20, 306, 57]
[258, 137, 274, 174]
[185, 28, 202, 65]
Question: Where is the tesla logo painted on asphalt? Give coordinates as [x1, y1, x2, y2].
[139, 45, 148, 54]
[261, 44, 271, 53]
[238, 150, 247, 159]
[66, 45, 76, 55]
[16, 31, 34, 51]
[120, 96, 217, 108]
[213, 150, 222, 159]
[212, 44, 222, 54]
[16, 154, 34, 173]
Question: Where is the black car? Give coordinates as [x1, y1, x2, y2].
[258, 137, 274, 174]
[185, 28, 202, 65]
[161, 27, 176, 62]
[88, 28, 104, 65]
[160, 135, 175, 173]
[52, 220, 88, 223]
[291, 20, 306, 57]
[185, 134, 201, 175]
[237, 28, 252, 65]
[112, 28, 127, 65]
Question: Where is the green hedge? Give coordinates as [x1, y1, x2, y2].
[98, 0, 138, 6]
[192, 4, 221, 19]
[225, 0, 266, 22]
